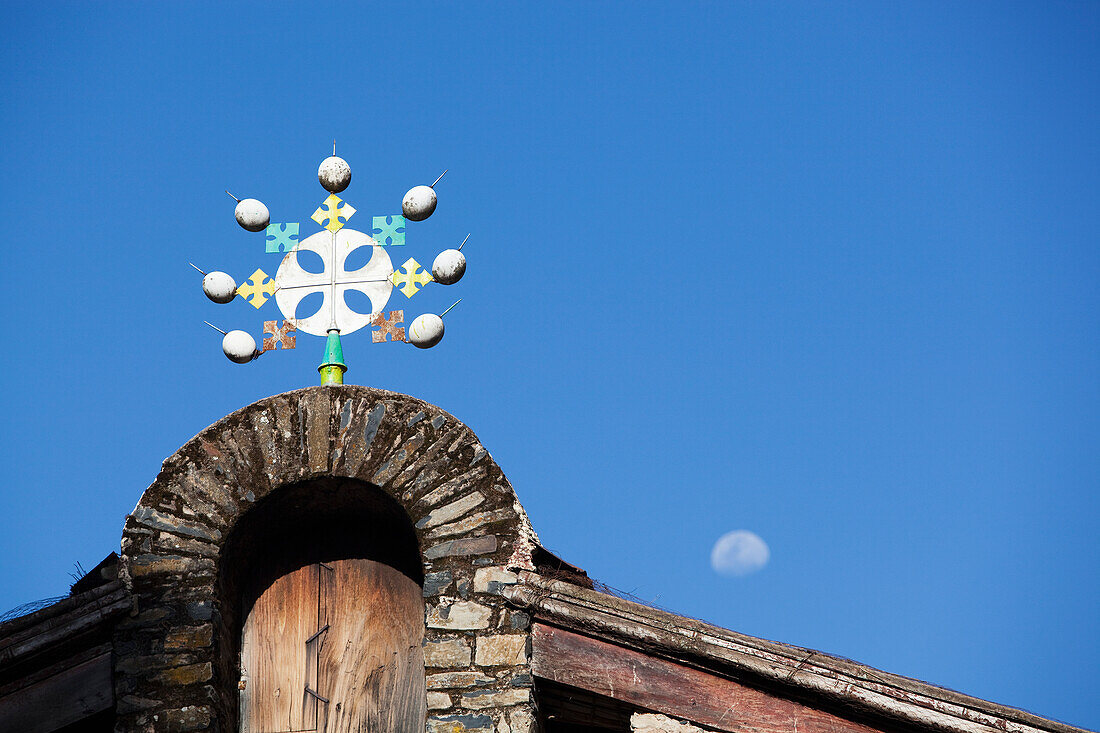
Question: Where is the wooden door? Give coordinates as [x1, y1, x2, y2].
[240, 558, 426, 732]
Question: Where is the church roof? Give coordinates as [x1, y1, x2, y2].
[505, 570, 1091, 733]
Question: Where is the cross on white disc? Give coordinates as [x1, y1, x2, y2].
[273, 228, 394, 336]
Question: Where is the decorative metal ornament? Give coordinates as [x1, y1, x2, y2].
[402, 185, 437, 222]
[318, 155, 351, 193]
[222, 330, 258, 363]
[274, 229, 394, 337]
[408, 300, 461, 350]
[265, 223, 300, 253]
[370, 311, 407, 343]
[371, 215, 406, 246]
[402, 170, 447, 222]
[262, 320, 297, 351]
[311, 193, 356, 233]
[198, 150, 471, 379]
[233, 196, 270, 232]
[236, 268, 277, 309]
[432, 248, 466, 285]
[408, 313, 443, 349]
[202, 271, 237, 304]
[390, 258, 433, 298]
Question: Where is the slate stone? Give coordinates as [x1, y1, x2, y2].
[460, 687, 530, 709]
[185, 601, 213, 621]
[426, 691, 452, 710]
[131, 506, 219, 543]
[428, 714, 495, 733]
[363, 402, 385, 451]
[426, 601, 492, 630]
[423, 570, 453, 597]
[416, 492, 485, 529]
[425, 671, 493, 689]
[424, 535, 498, 560]
[423, 639, 472, 668]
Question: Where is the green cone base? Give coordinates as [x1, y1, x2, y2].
[318, 330, 347, 385]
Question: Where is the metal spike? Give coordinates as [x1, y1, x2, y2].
[225, 190, 241, 203]
[431, 169, 448, 188]
[304, 686, 329, 704]
[440, 299, 462, 318]
[304, 624, 329, 644]
[458, 234, 470, 251]
[189, 262, 207, 275]
[203, 321, 228, 335]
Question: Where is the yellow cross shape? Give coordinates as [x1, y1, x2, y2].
[236, 268, 276, 309]
[311, 193, 356, 233]
[390, 258, 433, 298]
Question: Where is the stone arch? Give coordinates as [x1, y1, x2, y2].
[115, 386, 539, 732]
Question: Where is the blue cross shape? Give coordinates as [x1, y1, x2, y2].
[265, 222, 300, 253]
[372, 215, 406, 246]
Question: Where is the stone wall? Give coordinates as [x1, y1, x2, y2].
[115, 386, 540, 733]
[631, 713, 715, 733]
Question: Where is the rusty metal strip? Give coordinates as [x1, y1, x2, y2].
[304, 623, 330, 645]
[370, 310, 407, 343]
[304, 685, 329, 704]
[262, 319, 297, 351]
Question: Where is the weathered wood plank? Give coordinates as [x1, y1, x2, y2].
[241, 563, 319, 732]
[240, 559, 425, 733]
[0, 584, 128, 666]
[0, 642, 112, 700]
[531, 624, 880, 733]
[0, 580, 123, 644]
[317, 559, 425, 733]
[0, 651, 112, 733]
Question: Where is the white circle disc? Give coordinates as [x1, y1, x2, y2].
[222, 330, 257, 363]
[432, 249, 466, 285]
[409, 313, 444, 348]
[234, 198, 270, 232]
[402, 185, 437, 222]
[203, 271, 237, 304]
[274, 228, 394, 337]
[318, 156, 351, 193]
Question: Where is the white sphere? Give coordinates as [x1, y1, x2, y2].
[409, 313, 444, 349]
[222, 330, 257, 364]
[202, 271, 237, 304]
[234, 198, 270, 232]
[318, 156, 351, 193]
[432, 249, 466, 285]
[402, 185, 437, 222]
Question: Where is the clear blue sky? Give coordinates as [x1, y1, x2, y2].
[1, 2, 1097, 728]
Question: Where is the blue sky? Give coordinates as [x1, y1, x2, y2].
[1, 2, 1097, 728]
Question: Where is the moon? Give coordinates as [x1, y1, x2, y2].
[710, 530, 770, 577]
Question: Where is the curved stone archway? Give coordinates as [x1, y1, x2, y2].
[115, 386, 539, 732]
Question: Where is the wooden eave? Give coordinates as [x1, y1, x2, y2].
[0, 579, 126, 732]
[504, 571, 1090, 733]
[0, 579, 127, 676]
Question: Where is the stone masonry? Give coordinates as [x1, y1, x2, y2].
[115, 386, 541, 733]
